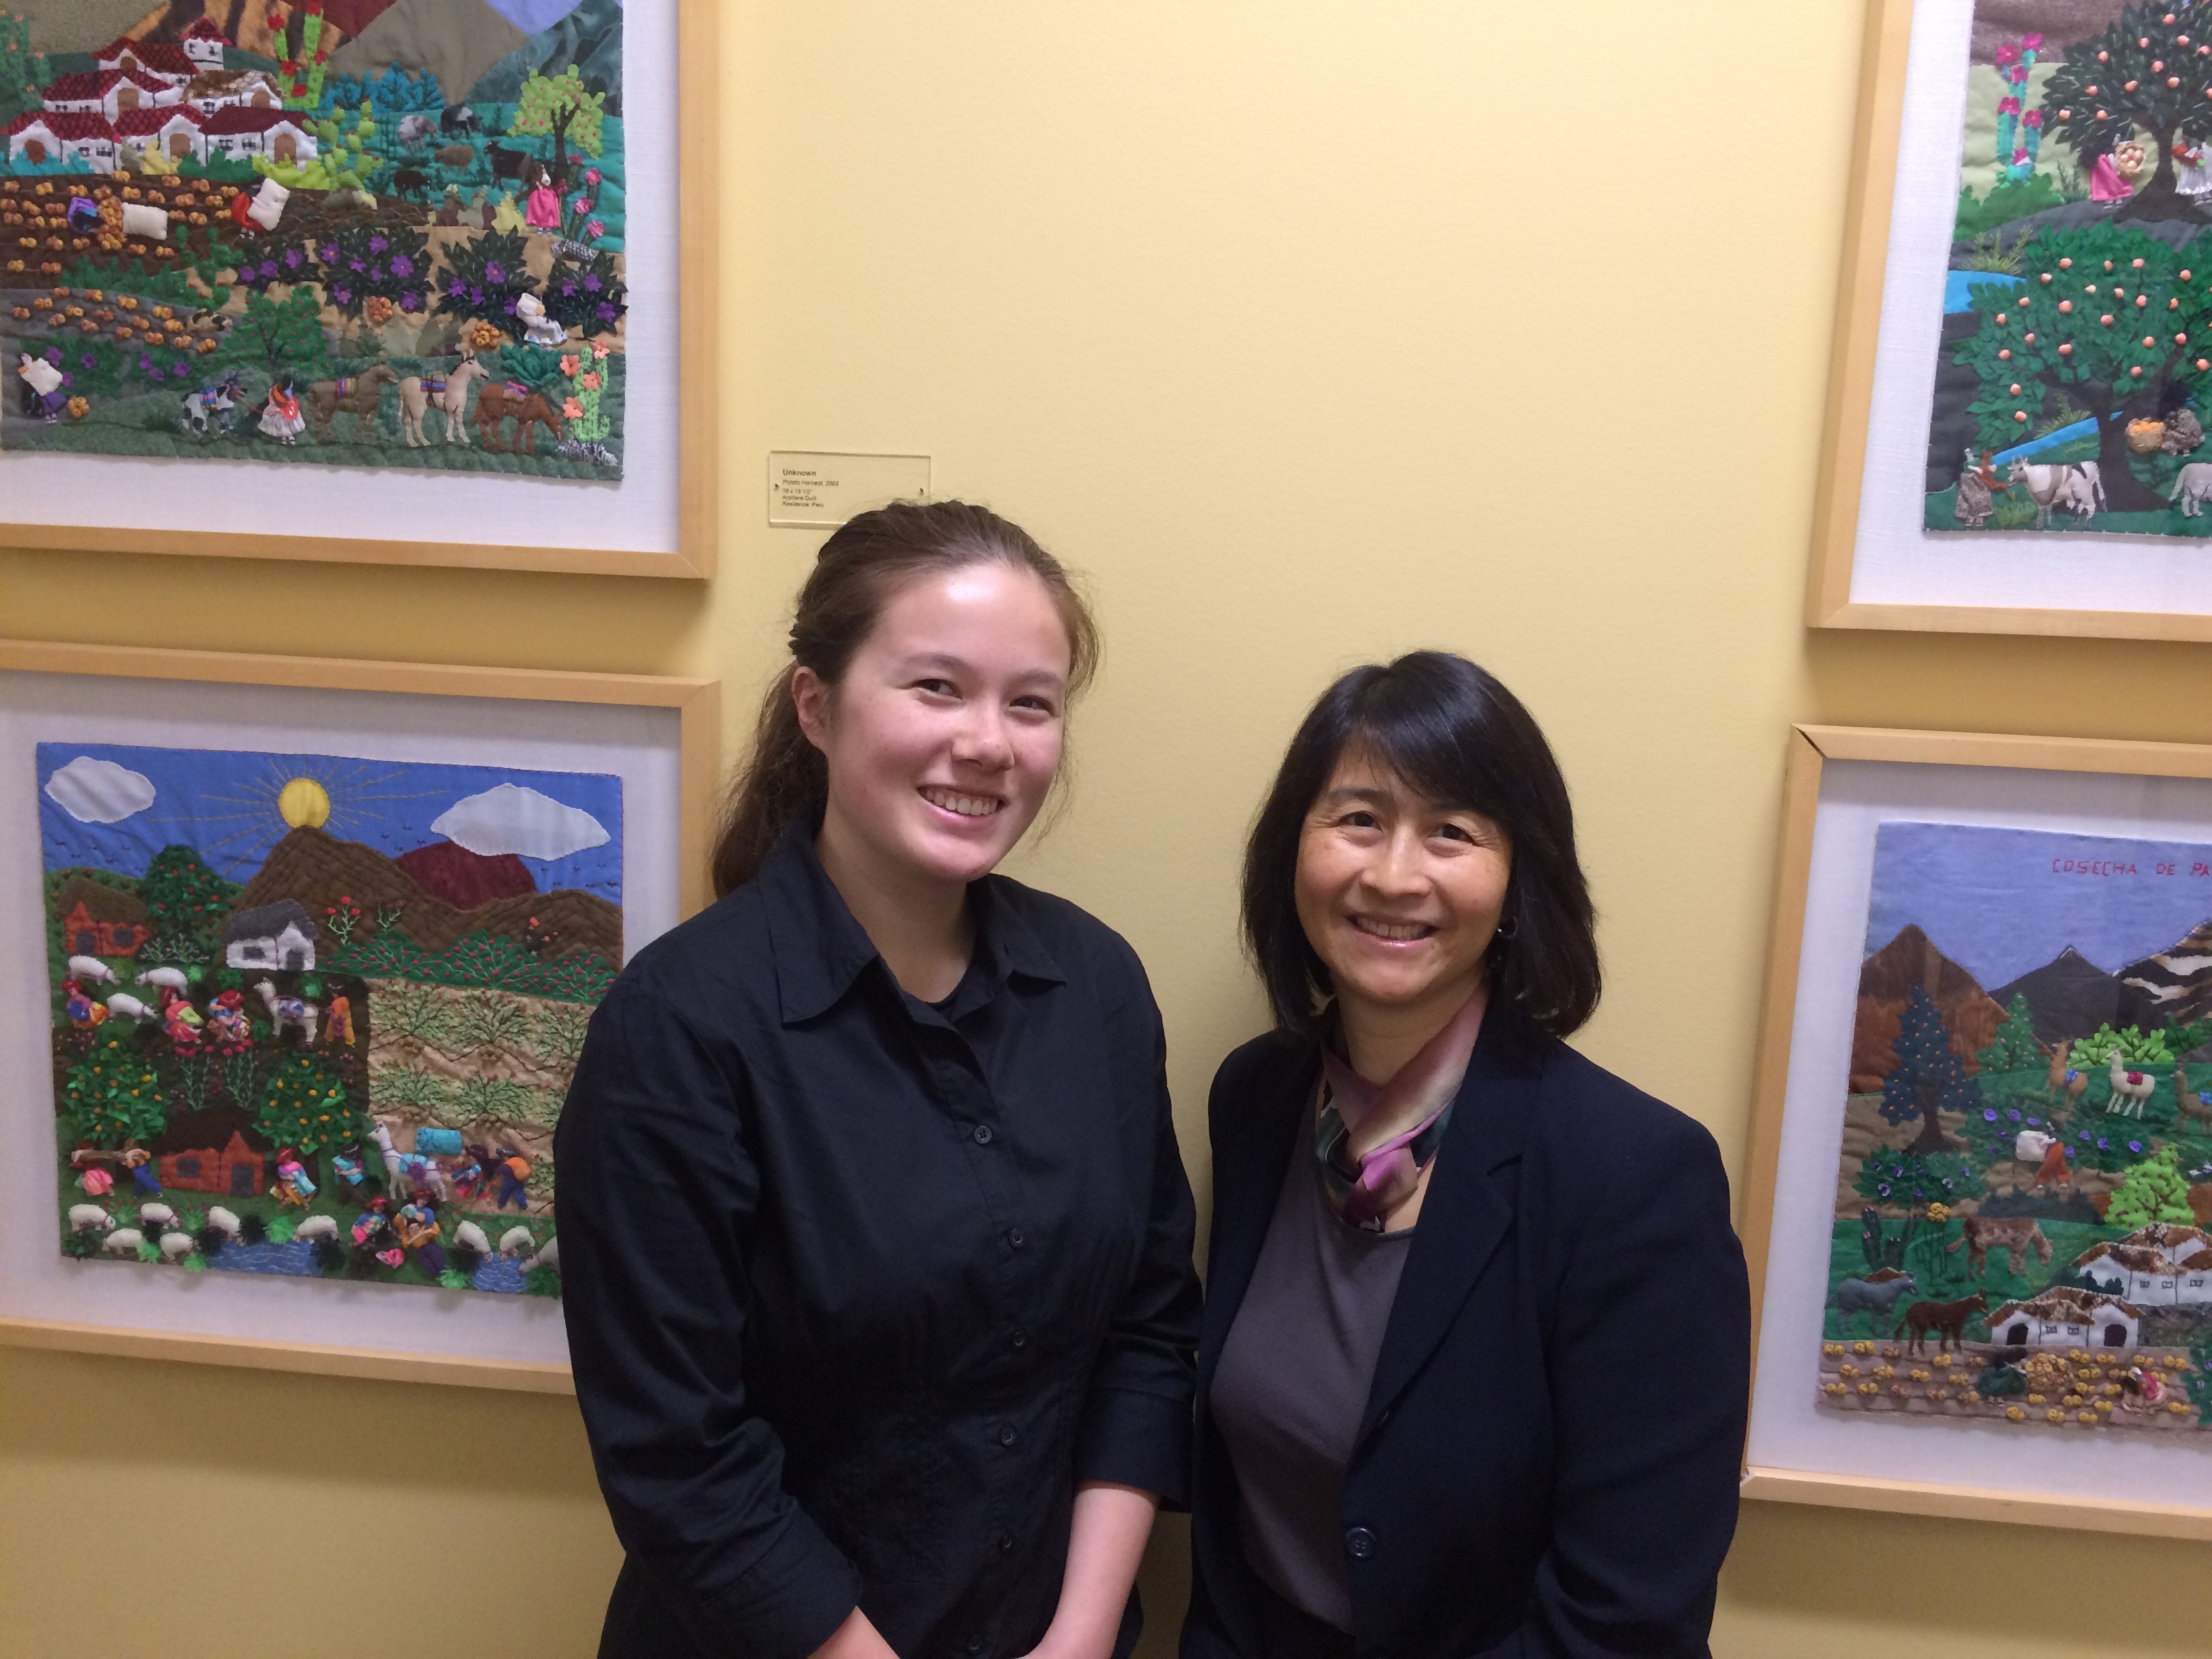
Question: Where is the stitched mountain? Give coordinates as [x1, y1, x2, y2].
[395, 840, 537, 910]
[237, 825, 619, 965]
[1990, 946, 2123, 1047]
[1851, 925, 2005, 1090]
[2114, 920, 2212, 1028]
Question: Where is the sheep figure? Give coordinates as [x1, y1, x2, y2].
[134, 966, 190, 993]
[158, 1231, 197, 1263]
[103, 992, 155, 1023]
[521, 1237, 559, 1275]
[138, 1202, 178, 1232]
[66, 955, 119, 984]
[66, 1204, 115, 1234]
[101, 1228, 145, 1256]
[292, 1215, 339, 1243]
[204, 1206, 242, 1241]
[453, 1221, 493, 1258]
[498, 1226, 536, 1258]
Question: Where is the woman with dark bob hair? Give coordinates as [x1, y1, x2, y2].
[1183, 651, 1750, 1659]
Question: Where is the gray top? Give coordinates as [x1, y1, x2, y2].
[1210, 1126, 1414, 1633]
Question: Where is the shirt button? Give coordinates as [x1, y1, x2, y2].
[965, 1639, 983, 1656]
[972, 1124, 994, 1146]
[1006, 1226, 1025, 1248]
[998, 1422, 1018, 1447]
[1010, 1327, 1029, 1350]
[997, 1530, 1016, 1553]
[1344, 1525, 1376, 1560]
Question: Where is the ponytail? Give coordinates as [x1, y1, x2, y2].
[710, 501, 1099, 897]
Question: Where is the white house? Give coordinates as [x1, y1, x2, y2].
[3, 110, 119, 172]
[181, 17, 231, 72]
[184, 68, 283, 117]
[224, 900, 319, 973]
[201, 106, 319, 165]
[91, 36, 195, 87]
[2074, 1244, 2186, 1306]
[39, 68, 182, 125]
[115, 104, 206, 167]
[1986, 1286, 2144, 1351]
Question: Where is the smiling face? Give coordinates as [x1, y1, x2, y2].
[1294, 746, 1513, 1036]
[796, 559, 1073, 895]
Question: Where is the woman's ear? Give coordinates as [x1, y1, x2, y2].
[792, 666, 832, 754]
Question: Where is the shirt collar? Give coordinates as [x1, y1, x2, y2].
[758, 821, 1066, 1025]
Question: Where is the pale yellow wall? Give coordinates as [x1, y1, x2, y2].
[7, 2, 2212, 1654]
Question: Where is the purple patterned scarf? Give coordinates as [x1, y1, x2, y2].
[1315, 989, 1486, 1231]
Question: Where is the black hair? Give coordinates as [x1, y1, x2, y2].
[1241, 651, 1600, 1040]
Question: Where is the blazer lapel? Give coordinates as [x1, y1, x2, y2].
[1355, 1013, 1543, 1446]
[1197, 1043, 1315, 1394]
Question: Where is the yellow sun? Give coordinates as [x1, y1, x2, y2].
[276, 775, 331, 829]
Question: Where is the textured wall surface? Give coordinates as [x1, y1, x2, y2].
[7, 3, 2212, 1654]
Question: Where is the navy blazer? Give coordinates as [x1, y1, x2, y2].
[1183, 1010, 1750, 1659]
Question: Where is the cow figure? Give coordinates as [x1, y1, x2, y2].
[1947, 1214, 2053, 1279]
[181, 370, 245, 439]
[2007, 459, 2106, 529]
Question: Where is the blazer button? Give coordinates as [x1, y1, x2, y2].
[972, 1124, 995, 1145]
[1343, 1525, 1376, 1561]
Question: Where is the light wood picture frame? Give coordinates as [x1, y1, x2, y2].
[1744, 724, 2212, 1538]
[0, 638, 720, 1392]
[0, 2, 717, 579]
[1809, 1, 2212, 642]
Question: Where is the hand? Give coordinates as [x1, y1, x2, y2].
[808, 1609, 899, 1659]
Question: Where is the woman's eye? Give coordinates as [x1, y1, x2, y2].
[1437, 823, 1475, 844]
[1342, 811, 1379, 830]
[1012, 695, 1059, 717]
[914, 678, 957, 697]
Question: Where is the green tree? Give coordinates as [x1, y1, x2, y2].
[510, 66, 606, 191]
[1879, 983, 1980, 1153]
[140, 845, 234, 942]
[0, 14, 49, 124]
[1978, 992, 2045, 1073]
[1957, 222, 2212, 510]
[2106, 1142, 2196, 1229]
[2041, 5, 2212, 222]
[215, 287, 328, 379]
[255, 1052, 368, 1178]
[63, 1031, 167, 1149]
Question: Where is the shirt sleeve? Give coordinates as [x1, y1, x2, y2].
[1071, 956, 1204, 1508]
[556, 981, 861, 1659]
[1475, 1113, 1750, 1659]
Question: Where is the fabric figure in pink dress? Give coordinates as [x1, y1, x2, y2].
[2091, 150, 2134, 203]
[525, 164, 561, 230]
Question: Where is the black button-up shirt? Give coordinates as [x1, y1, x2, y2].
[557, 827, 1202, 1659]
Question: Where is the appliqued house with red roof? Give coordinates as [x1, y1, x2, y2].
[201, 106, 318, 165]
[91, 36, 197, 87]
[115, 104, 207, 166]
[3, 110, 119, 172]
[180, 17, 232, 73]
[38, 67, 182, 124]
[184, 68, 284, 117]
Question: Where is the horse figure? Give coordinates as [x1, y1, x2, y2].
[472, 379, 565, 455]
[180, 369, 245, 439]
[397, 354, 489, 447]
[306, 362, 398, 444]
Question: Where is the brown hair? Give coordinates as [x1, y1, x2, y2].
[710, 500, 1100, 897]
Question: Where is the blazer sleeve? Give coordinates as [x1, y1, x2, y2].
[1071, 951, 1204, 1507]
[556, 981, 862, 1659]
[1477, 1110, 1750, 1659]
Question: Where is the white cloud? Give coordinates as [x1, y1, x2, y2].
[43, 756, 156, 824]
[432, 782, 609, 861]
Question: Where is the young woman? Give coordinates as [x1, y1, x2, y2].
[558, 502, 1201, 1659]
[1184, 652, 1749, 1659]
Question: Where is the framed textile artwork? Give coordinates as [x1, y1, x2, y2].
[1811, 0, 2212, 640]
[0, 639, 718, 1390]
[0, 2, 717, 577]
[1745, 724, 2212, 1537]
